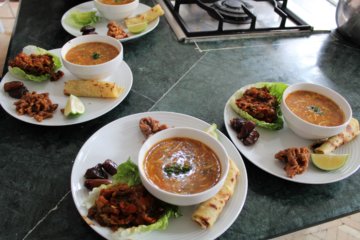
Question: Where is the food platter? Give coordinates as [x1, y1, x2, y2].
[61, 1, 160, 42]
[224, 83, 360, 184]
[0, 48, 133, 126]
[71, 111, 248, 240]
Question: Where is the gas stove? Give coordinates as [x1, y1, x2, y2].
[157, 0, 337, 42]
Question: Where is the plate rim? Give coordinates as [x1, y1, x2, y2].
[60, 1, 160, 42]
[71, 111, 248, 239]
[0, 48, 133, 126]
[224, 82, 360, 184]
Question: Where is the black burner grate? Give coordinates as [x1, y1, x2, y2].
[163, 0, 314, 38]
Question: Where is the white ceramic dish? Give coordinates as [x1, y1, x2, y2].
[61, 35, 124, 80]
[0, 48, 133, 126]
[224, 83, 360, 184]
[61, 1, 160, 42]
[94, 0, 139, 20]
[281, 82, 352, 140]
[71, 111, 248, 240]
[138, 127, 229, 206]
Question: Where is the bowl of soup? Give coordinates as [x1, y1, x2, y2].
[61, 35, 123, 80]
[94, 0, 139, 20]
[138, 127, 229, 206]
[281, 82, 352, 139]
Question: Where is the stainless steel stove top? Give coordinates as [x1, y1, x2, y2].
[158, 0, 337, 42]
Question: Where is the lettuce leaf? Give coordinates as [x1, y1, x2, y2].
[112, 206, 180, 238]
[84, 158, 180, 238]
[113, 158, 141, 186]
[230, 82, 288, 130]
[9, 45, 62, 82]
[65, 10, 100, 29]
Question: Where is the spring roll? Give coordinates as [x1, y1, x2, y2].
[192, 159, 239, 229]
[64, 80, 123, 98]
[314, 118, 359, 154]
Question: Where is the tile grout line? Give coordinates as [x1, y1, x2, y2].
[147, 52, 208, 111]
[194, 41, 203, 53]
[130, 89, 156, 103]
[22, 190, 71, 240]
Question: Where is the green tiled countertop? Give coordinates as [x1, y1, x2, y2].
[1, 0, 360, 239]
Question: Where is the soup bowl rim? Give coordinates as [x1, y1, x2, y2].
[94, 0, 139, 9]
[138, 127, 230, 206]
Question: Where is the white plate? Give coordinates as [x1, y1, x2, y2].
[0, 49, 133, 126]
[71, 111, 248, 240]
[224, 83, 360, 184]
[61, 1, 160, 42]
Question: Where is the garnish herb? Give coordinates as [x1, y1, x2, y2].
[92, 52, 101, 59]
[308, 105, 323, 115]
[164, 163, 192, 176]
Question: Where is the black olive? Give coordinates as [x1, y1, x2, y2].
[82, 31, 98, 35]
[84, 179, 112, 190]
[102, 159, 118, 176]
[237, 121, 256, 139]
[230, 118, 246, 132]
[80, 25, 96, 34]
[84, 164, 108, 179]
[80, 25, 97, 35]
[242, 130, 260, 146]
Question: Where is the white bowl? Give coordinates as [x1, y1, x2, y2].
[61, 35, 123, 80]
[281, 82, 352, 140]
[138, 127, 229, 206]
[94, 0, 139, 21]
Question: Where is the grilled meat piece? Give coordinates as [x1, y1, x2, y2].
[139, 117, 168, 138]
[235, 87, 278, 123]
[9, 52, 63, 81]
[275, 147, 310, 178]
[107, 21, 128, 39]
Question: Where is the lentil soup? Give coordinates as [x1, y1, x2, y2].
[144, 137, 221, 194]
[65, 42, 119, 65]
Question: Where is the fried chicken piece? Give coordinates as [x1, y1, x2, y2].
[107, 21, 128, 39]
[14, 91, 58, 122]
[9, 53, 64, 81]
[236, 87, 278, 123]
[275, 147, 310, 178]
[139, 117, 168, 138]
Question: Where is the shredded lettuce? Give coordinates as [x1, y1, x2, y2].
[65, 10, 100, 29]
[9, 45, 62, 82]
[84, 158, 180, 238]
[230, 82, 288, 130]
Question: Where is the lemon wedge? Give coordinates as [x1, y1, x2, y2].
[64, 94, 85, 117]
[311, 153, 349, 171]
[127, 21, 148, 34]
[205, 123, 219, 140]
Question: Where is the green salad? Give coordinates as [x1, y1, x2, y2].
[65, 10, 100, 29]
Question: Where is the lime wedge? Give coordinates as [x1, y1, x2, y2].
[205, 123, 219, 140]
[127, 21, 148, 34]
[64, 95, 85, 117]
[311, 153, 349, 171]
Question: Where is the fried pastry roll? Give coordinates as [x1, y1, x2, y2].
[192, 159, 239, 229]
[314, 118, 359, 154]
[64, 80, 123, 98]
